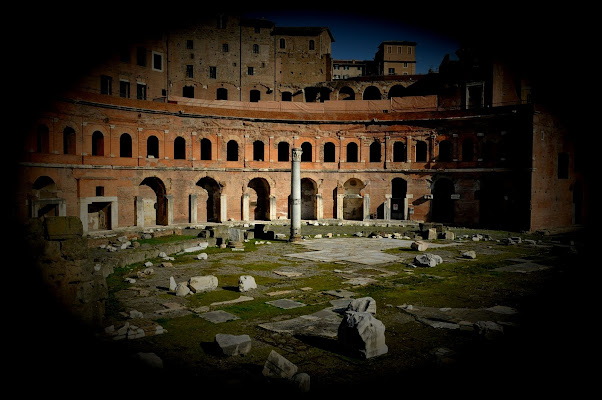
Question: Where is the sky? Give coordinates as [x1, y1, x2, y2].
[241, 10, 461, 74]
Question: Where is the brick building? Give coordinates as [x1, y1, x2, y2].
[14, 12, 589, 235]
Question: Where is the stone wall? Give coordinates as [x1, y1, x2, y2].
[24, 216, 107, 328]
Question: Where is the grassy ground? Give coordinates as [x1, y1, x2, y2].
[97, 224, 587, 395]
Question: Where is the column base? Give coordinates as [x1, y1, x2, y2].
[289, 234, 302, 242]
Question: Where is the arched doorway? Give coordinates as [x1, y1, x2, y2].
[139, 177, 168, 226]
[343, 178, 364, 220]
[31, 176, 62, 217]
[248, 178, 270, 220]
[301, 178, 317, 220]
[388, 85, 405, 98]
[391, 178, 407, 220]
[339, 86, 355, 100]
[431, 178, 454, 223]
[197, 177, 222, 222]
[363, 86, 381, 100]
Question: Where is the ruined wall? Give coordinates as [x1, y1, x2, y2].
[530, 105, 588, 231]
[24, 216, 107, 327]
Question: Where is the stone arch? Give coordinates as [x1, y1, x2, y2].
[301, 141, 312, 162]
[438, 140, 453, 162]
[92, 131, 104, 156]
[36, 124, 50, 153]
[147, 135, 159, 158]
[363, 86, 382, 100]
[226, 139, 239, 161]
[278, 141, 290, 162]
[253, 140, 265, 161]
[200, 137, 212, 160]
[197, 176, 222, 222]
[174, 136, 186, 160]
[31, 176, 62, 217]
[120, 133, 133, 157]
[248, 177, 270, 220]
[139, 177, 168, 226]
[387, 85, 406, 98]
[63, 126, 76, 155]
[323, 141, 336, 162]
[431, 177, 455, 223]
[339, 86, 355, 100]
[343, 178, 365, 220]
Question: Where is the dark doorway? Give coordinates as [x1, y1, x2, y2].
[431, 178, 454, 223]
[197, 177, 221, 222]
[391, 178, 407, 220]
[248, 178, 270, 220]
[301, 178, 317, 220]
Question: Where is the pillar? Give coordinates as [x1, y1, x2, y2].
[135, 196, 144, 227]
[220, 193, 227, 222]
[363, 193, 370, 221]
[316, 194, 323, 220]
[290, 147, 302, 242]
[189, 194, 198, 224]
[166, 195, 174, 225]
[242, 193, 249, 221]
[384, 194, 392, 220]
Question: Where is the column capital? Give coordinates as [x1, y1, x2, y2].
[292, 147, 303, 162]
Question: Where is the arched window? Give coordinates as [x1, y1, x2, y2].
[279, 38, 286, 49]
[347, 142, 358, 162]
[393, 141, 406, 162]
[253, 140, 264, 161]
[369, 141, 381, 162]
[416, 140, 427, 162]
[462, 139, 474, 161]
[200, 138, 212, 160]
[363, 86, 381, 100]
[36, 124, 49, 153]
[324, 142, 336, 162]
[278, 142, 290, 162]
[301, 142, 312, 162]
[309, 40, 315, 50]
[63, 127, 76, 155]
[120, 133, 132, 157]
[92, 131, 104, 156]
[174, 137, 186, 159]
[147, 136, 159, 158]
[226, 140, 238, 161]
[217, 88, 228, 100]
[438, 140, 452, 162]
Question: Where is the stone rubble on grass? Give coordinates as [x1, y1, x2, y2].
[262, 350, 310, 392]
[169, 276, 177, 291]
[462, 250, 477, 259]
[338, 311, 388, 359]
[196, 253, 208, 260]
[214, 333, 252, 356]
[238, 275, 257, 292]
[175, 282, 191, 297]
[188, 275, 218, 293]
[129, 310, 143, 319]
[411, 240, 429, 251]
[411, 253, 444, 268]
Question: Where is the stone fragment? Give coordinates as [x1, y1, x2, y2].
[346, 297, 377, 315]
[169, 276, 177, 291]
[443, 231, 455, 240]
[338, 311, 388, 359]
[411, 241, 429, 251]
[144, 261, 153, 267]
[291, 373, 311, 392]
[160, 262, 173, 268]
[424, 228, 438, 240]
[413, 253, 443, 267]
[188, 275, 218, 293]
[238, 275, 257, 292]
[129, 310, 143, 319]
[214, 333, 252, 356]
[175, 283, 190, 297]
[262, 350, 298, 379]
[462, 250, 477, 259]
[196, 253, 208, 260]
[200, 310, 239, 323]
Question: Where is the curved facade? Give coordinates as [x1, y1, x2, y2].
[17, 90, 538, 234]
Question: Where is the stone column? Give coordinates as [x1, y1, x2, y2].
[242, 193, 249, 221]
[384, 194, 392, 220]
[135, 196, 145, 227]
[189, 194, 198, 224]
[220, 194, 227, 222]
[316, 194, 323, 220]
[290, 147, 302, 242]
[363, 194, 370, 221]
[166, 195, 174, 225]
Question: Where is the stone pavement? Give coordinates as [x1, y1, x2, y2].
[285, 237, 458, 265]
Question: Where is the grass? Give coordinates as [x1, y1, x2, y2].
[101, 224, 583, 390]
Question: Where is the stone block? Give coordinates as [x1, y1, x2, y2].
[262, 350, 298, 379]
[44, 216, 83, 240]
[346, 297, 376, 315]
[238, 275, 257, 292]
[338, 311, 388, 359]
[188, 275, 218, 293]
[214, 333, 252, 356]
[411, 240, 429, 251]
